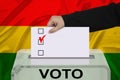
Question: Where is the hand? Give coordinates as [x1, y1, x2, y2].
[47, 16, 65, 33]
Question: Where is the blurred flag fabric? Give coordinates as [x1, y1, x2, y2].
[0, 0, 120, 80]
[0, 0, 120, 26]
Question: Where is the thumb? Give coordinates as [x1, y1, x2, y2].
[49, 24, 63, 33]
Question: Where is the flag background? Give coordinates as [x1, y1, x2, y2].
[0, 0, 120, 80]
[0, 0, 120, 26]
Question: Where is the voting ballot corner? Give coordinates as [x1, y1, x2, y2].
[11, 27, 110, 80]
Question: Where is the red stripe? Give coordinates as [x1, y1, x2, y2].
[0, 0, 119, 26]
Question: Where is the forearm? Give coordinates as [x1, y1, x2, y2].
[62, 3, 120, 32]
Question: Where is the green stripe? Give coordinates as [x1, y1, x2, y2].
[0, 53, 120, 80]
[104, 53, 120, 80]
[0, 53, 16, 80]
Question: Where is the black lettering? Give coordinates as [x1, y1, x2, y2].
[62, 69, 71, 79]
[39, 69, 49, 79]
[72, 69, 83, 79]
[50, 69, 61, 79]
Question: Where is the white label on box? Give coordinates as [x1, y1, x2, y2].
[31, 27, 89, 58]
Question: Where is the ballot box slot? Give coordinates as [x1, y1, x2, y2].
[29, 55, 95, 59]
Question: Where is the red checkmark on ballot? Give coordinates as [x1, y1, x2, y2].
[39, 35, 46, 43]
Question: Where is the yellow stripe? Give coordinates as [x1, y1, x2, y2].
[90, 26, 120, 53]
[0, 26, 120, 53]
[0, 26, 30, 53]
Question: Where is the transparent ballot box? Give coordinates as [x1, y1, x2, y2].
[12, 49, 110, 80]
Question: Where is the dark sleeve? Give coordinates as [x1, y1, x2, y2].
[62, 3, 120, 32]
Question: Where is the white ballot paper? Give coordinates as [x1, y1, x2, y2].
[31, 27, 89, 58]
